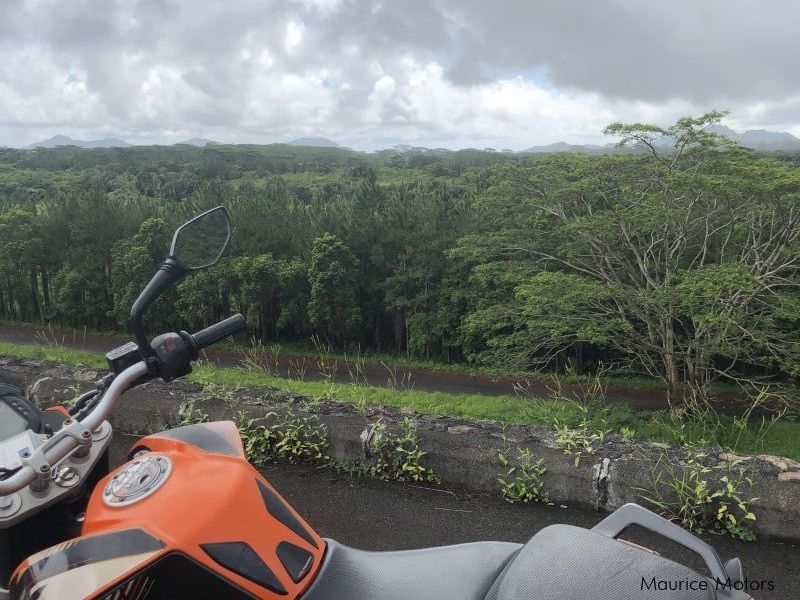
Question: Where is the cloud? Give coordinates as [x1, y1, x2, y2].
[1, 0, 798, 148]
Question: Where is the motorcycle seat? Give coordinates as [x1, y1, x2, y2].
[302, 523, 751, 600]
[484, 524, 751, 600]
[301, 539, 522, 600]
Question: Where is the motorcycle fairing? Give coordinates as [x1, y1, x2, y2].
[9, 528, 165, 600]
[147, 420, 246, 457]
[96, 552, 259, 600]
[10, 422, 325, 599]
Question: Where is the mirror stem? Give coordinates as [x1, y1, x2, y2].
[129, 258, 188, 361]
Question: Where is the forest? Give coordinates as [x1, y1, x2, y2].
[0, 112, 798, 400]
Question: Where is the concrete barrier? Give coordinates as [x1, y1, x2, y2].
[2, 355, 798, 541]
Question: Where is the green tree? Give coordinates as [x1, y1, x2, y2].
[0, 206, 45, 321]
[458, 112, 800, 399]
[307, 233, 361, 346]
[109, 218, 174, 331]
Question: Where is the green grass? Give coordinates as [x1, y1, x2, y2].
[0, 317, 679, 384]
[0, 341, 107, 369]
[189, 364, 800, 460]
[0, 318, 747, 396]
[1, 341, 798, 461]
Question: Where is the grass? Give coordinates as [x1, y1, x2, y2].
[1, 341, 798, 461]
[0, 341, 107, 369]
[0, 316, 526, 379]
[0, 318, 747, 395]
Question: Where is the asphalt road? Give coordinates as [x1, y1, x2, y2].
[108, 433, 800, 600]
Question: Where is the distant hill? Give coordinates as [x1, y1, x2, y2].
[287, 137, 339, 148]
[708, 125, 800, 151]
[520, 125, 800, 155]
[522, 141, 616, 154]
[176, 138, 217, 147]
[28, 135, 131, 149]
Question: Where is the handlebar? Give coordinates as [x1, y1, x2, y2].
[0, 314, 245, 497]
[0, 361, 148, 495]
[191, 313, 246, 350]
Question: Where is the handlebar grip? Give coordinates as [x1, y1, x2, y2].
[191, 314, 246, 350]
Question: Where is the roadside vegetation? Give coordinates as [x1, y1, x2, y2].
[0, 111, 798, 411]
[1, 340, 797, 461]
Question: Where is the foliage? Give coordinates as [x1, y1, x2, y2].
[307, 233, 361, 345]
[362, 418, 440, 483]
[0, 339, 797, 460]
[497, 436, 549, 503]
[454, 111, 800, 401]
[0, 113, 797, 401]
[554, 422, 608, 468]
[639, 450, 758, 541]
[178, 400, 208, 426]
[236, 409, 330, 465]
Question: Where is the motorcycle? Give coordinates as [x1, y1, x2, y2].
[0, 206, 755, 599]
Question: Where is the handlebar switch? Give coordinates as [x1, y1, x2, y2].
[107, 341, 142, 376]
[150, 332, 194, 382]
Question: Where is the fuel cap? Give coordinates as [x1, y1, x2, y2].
[103, 454, 172, 507]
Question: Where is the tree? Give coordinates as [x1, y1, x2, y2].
[307, 233, 361, 346]
[459, 112, 800, 400]
[109, 218, 174, 331]
[0, 206, 45, 321]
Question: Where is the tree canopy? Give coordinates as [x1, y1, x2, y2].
[0, 113, 797, 398]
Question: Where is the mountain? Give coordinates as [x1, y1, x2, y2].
[28, 135, 130, 149]
[708, 125, 800, 151]
[521, 125, 800, 155]
[176, 138, 217, 147]
[522, 141, 614, 154]
[287, 137, 339, 148]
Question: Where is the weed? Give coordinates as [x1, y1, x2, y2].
[639, 449, 758, 541]
[35, 327, 65, 349]
[239, 337, 281, 376]
[288, 358, 308, 380]
[236, 409, 330, 465]
[663, 383, 789, 456]
[236, 411, 278, 465]
[311, 334, 339, 382]
[554, 422, 609, 467]
[381, 361, 415, 390]
[178, 400, 208, 426]
[362, 418, 439, 483]
[1, 342, 799, 461]
[344, 349, 368, 387]
[497, 430, 549, 503]
[548, 376, 612, 467]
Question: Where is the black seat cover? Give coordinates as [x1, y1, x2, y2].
[301, 539, 521, 600]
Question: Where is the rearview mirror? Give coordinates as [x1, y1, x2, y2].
[170, 206, 230, 269]
[130, 206, 231, 361]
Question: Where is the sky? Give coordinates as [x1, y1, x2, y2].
[2, 0, 800, 151]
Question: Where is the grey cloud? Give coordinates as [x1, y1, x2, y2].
[437, 0, 800, 102]
[1, 0, 798, 147]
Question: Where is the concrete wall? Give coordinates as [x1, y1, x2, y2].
[2, 355, 798, 541]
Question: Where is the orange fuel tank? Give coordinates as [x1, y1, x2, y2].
[9, 421, 325, 599]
